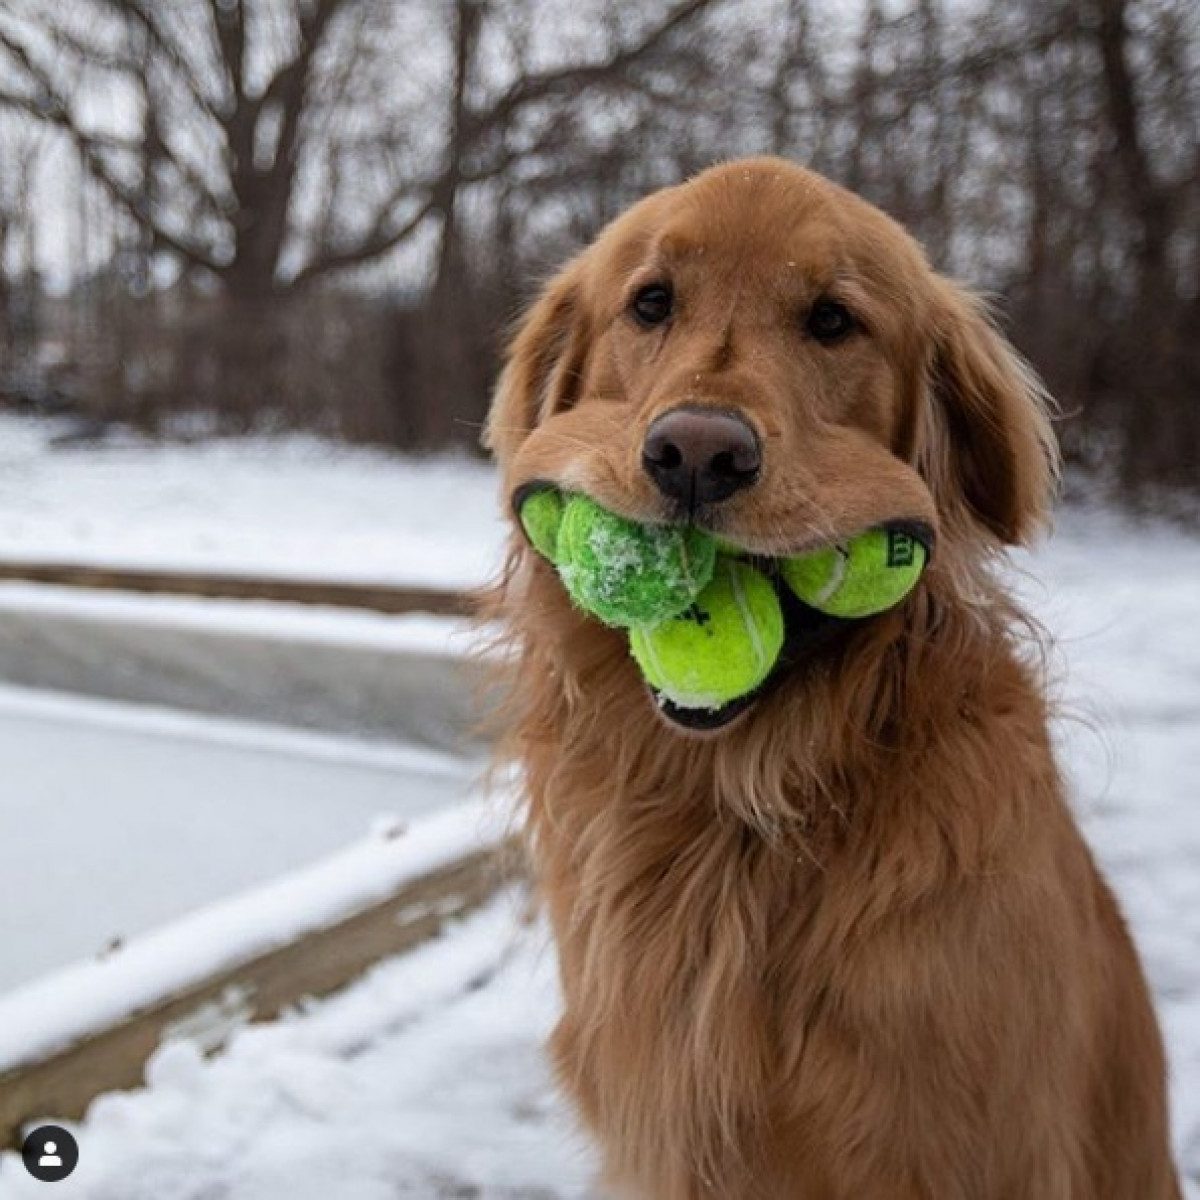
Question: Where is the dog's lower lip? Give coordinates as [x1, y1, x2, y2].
[652, 688, 760, 731]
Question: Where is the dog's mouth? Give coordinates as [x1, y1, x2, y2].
[648, 568, 847, 733]
[654, 688, 762, 731]
[509, 481, 929, 735]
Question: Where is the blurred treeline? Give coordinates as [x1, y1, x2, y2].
[0, 0, 1196, 497]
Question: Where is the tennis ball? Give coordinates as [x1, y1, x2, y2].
[517, 487, 563, 560]
[630, 558, 784, 710]
[555, 494, 716, 628]
[782, 527, 926, 619]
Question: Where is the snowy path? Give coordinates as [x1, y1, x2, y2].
[0, 500, 1197, 1196]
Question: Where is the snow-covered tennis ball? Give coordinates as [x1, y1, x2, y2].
[518, 487, 563, 560]
[629, 558, 784, 710]
[555, 494, 716, 628]
[782, 527, 926, 619]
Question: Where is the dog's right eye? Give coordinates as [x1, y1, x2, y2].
[631, 283, 673, 327]
[805, 298, 858, 344]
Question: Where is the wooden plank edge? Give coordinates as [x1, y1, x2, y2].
[0, 841, 521, 1147]
[0, 562, 473, 617]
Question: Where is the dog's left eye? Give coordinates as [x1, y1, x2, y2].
[631, 283, 673, 327]
[805, 298, 857, 344]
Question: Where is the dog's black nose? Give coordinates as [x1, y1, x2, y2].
[642, 406, 761, 506]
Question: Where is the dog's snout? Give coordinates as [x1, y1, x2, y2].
[642, 406, 761, 506]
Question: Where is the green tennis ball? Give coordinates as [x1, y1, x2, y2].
[518, 488, 563, 560]
[556, 494, 716, 628]
[782, 527, 926, 619]
[630, 558, 784, 710]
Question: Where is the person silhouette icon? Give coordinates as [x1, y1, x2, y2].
[21, 1123, 80, 1181]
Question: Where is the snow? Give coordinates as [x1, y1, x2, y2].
[0, 895, 597, 1200]
[0, 684, 468, 773]
[0, 584, 479, 658]
[0, 685, 479, 992]
[0, 798, 506, 1078]
[0, 417, 505, 589]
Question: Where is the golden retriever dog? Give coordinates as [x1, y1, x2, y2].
[483, 157, 1181, 1199]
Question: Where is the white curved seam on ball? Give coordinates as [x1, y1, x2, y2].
[813, 547, 849, 607]
[636, 629, 668, 691]
[729, 562, 765, 671]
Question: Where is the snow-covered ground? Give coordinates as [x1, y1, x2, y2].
[0, 417, 504, 589]
[1, 893, 599, 1200]
[0, 421, 1196, 1196]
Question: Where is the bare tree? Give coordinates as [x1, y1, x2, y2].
[0, 0, 1194, 484]
[0, 0, 716, 298]
[0, 122, 44, 370]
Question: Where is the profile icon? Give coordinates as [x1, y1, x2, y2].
[21, 1125, 79, 1182]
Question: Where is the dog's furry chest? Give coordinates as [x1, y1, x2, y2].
[535, 790, 820, 1197]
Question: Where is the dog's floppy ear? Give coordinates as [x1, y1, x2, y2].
[921, 278, 1059, 545]
[483, 258, 591, 464]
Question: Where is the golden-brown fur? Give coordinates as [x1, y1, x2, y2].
[483, 158, 1180, 1199]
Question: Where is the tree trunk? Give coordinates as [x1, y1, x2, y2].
[1093, 0, 1172, 293]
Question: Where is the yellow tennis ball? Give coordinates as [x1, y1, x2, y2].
[517, 487, 564, 560]
[629, 558, 784, 711]
[782, 527, 926, 619]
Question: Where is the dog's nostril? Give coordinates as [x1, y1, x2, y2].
[650, 442, 684, 471]
[710, 448, 754, 479]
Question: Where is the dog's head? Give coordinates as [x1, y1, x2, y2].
[487, 157, 1056, 731]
